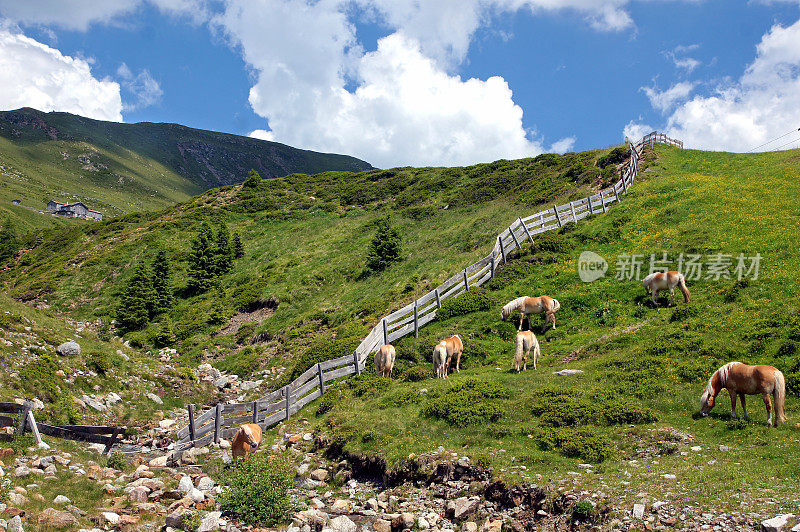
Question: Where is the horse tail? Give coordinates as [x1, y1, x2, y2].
[533, 334, 541, 368]
[774, 370, 787, 425]
[677, 273, 691, 303]
[552, 299, 561, 312]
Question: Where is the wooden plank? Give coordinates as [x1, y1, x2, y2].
[256, 387, 285, 405]
[388, 322, 415, 343]
[17, 403, 29, 437]
[222, 403, 251, 415]
[257, 399, 285, 418]
[222, 414, 253, 428]
[498, 236, 506, 263]
[261, 410, 286, 428]
[552, 205, 563, 227]
[291, 389, 322, 414]
[463, 269, 469, 291]
[435, 288, 441, 308]
[600, 190, 607, 212]
[252, 401, 258, 424]
[294, 378, 319, 399]
[188, 405, 196, 446]
[323, 364, 356, 383]
[490, 251, 495, 279]
[26, 411, 42, 445]
[382, 319, 389, 346]
[417, 290, 437, 306]
[436, 271, 465, 293]
[292, 364, 321, 390]
[387, 312, 416, 332]
[213, 404, 222, 445]
[569, 201, 577, 223]
[0, 415, 16, 428]
[35, 423, 115, 446]
[508, 226, 521, 250]
[185, 432, 214, 450]
[353, 349, 361, 376]
[319, 353, 354, 371]
[520, 210, 549, 225]
[0, 403, 22, 414]
[440, 279, 466, 301]
[385, 301, 416, 323]
[284, 385, 291, 421]
[473, 270, 492, 287]
[414, 300, 419, 338]
[317, 363, 325, 394]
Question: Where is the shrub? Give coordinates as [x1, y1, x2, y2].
[174, 367, 197, 381]
[777, 341, 798, 358]
[44, 395, 82, 426]
[669, 305, 700, 323]
[20, 352, 61, 402]
[420, 378, 509, 427]
[530, 231, 573, 255]
[572, 500, 594, 520]
[786, 372, 800, 397]
[236, 322, 258, 344]
[723, 278, 750, 302]
[365, 217, 402, 273]
[380, 389, 418, 408]
[530, 392, 658, 427]
[219, 453, 296, 526]
[86, 353, 111, 375]
[280, 336, 360, 387]
[437, 288, 493, 321]
[106, 451, 127, 471]
[536, 427, 613, 462]
[400, 205, 437, 220]
[397, 364, 432, 382]
[596, 146, 629, 168]
[215, 346, 262, 378]
[349, 372, 391, 398]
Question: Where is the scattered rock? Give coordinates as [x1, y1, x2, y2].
[7, 515, 23, 532]
[146, 393, 163, 405]
[553, 369, 584, 376]
[329, 515, 357, 532]
[762, 514, 795, 532]
[310, 468, 328, 482]
[633, 503, 645, 519]
[38, 508, 78, 528]
[53, 495, 70, 505]
[56, 341, 81, 356]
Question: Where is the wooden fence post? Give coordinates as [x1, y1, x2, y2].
[26, 410, 42, 446]
[252, 401, 258, 424]
[587, 196, 593, 215]
[353, 350, 361, 376]
[490, 251, 495, 279]
[413, 300, 419, 337]
[553, 205, 563, 228]
[613, 185, 620, 203]
[317, 363, 325, 394]
[188, 404, 196, 447]
[284, 386, 291, 421]
[539, 213, 545, 229]
[435, 288, 441, 308]
[382, 319, 389, 346]
[213, 403, 222, 445]
[498, 237, 506, 264]
[17, 402, 29, 438]
[463, 269, 469, 291]
[621, 173, 628, 194]
[509, 227, 521, 250]
[569, 201, 577, 223]
[600, 191, 607, 213]
[519, 219, 533, 243]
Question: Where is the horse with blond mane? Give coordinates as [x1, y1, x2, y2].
[514, 330, 540, 372]
[642, 270, 690, 306]
[432, 335, 463, 379]
[700, 362, 786, 427]
[501, 296, 560, 332]
[231, 423, 262, 460]
[375, 344, 396, 378]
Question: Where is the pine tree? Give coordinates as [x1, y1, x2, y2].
[151, 250, 173, 316]
[0, 221, 18, 264]
[214, 223, 232, 275]
[365, 216, 402, 273]
[243, 169, 262, 188]
[115, 262, 155, 333]
[187, 222, 215, 293]
[153, 317, 176, 347]
[232, 232, 244, 259]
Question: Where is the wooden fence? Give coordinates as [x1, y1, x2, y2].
[0, 402, 125, 451]
[173, 134, 678, 455]
[639, 131, 683, 149]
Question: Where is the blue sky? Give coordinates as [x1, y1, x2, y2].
[1, 1, 800, 167]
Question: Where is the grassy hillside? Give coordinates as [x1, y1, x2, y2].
[0, 107, 371, 231]
[4, 144, 800, 516]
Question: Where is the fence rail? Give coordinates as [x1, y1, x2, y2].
[173, 133, 676, 456]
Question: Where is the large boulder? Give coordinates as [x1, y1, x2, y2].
[38, 508, 78, 528]
[56, 341, 81, 357]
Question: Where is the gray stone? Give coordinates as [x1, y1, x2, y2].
[178, 475, 194, 493]
[310, 468, 328, 481]
[149, 456, 168, 468]
[329, 515, 357, 532]
[197, 476, 216, 491]
[197, 511, 225, 532]
[449, 497, 479, 521]
[633, 504, 645, 519]
[13, 466, 30, 478]
[553, 369, 584, 376]
[762, 514, 795, 532]
[56, 341, 80, 356]
[128, 486, 149, 502]
[189, 488, 205, 503]
[165, 510, 186, 529]
[7, 515, 23, 532]
[215, 376, 230, 389]
[100, 512, 120, 525]
[146, 393, 163, 405]
[53, 495, 70, 504]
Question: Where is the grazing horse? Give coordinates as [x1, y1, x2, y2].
[432, 335, 463, 379]
[700, 362, 786, 427]
[231, 423, 262, 460]
[501, 296, 561, 332]
[642, 271, 690, 306]
[514, 330, 540, 372]
[375, 344, 396, 378]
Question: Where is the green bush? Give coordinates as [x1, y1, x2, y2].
[215, 346, 262, 378]
[86, 353, 111, 375]
[380, 389, 418, 408]
[219, 453, 296, 526]
[396, 364, 432, 382]
[43, 395, 82, 426]
[572, 500, 594, 520]
[20, 352, 61, 402]
[400, 205, 437, 220]
[536, 427, 613, 462]
[174, 367, 197, 381]
[530, 392, 658, 427]
[669, 305, 700, 323]
[420, 378, 509, 427]
[280, 336, 360, 387]
[236, 322, 258, 344]
[596, 146, 628, 168]
[530, 231, 573, 255]
[364, 217, 402, 273]
[106, 451, 127, 471]
[777, 341, 798, 357]
[437, 288, 493, 321]
[786, 372, 800, 397]
[348, 372, 391, 398]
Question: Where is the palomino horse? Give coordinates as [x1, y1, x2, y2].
[700, 362, 786, 427]
[501, 296, 561, 332]
[231, 423, 263, 460]
[432, 335, 463, 379]
[375, 344, 396, 378]
[514, 330, 540, 372]
[642, 270, 690, 306]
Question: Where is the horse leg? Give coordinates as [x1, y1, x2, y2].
[651, 289, 658, 306]
[728, 389, 738, 419]
[455, 351, 461, 373]
[738, 394, 748, 419]
[669, 287, 675, 306]
[763, 393, 773, 426]
[518, 313, 524, 331]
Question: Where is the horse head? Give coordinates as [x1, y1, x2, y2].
[699, 390, 715, 416]
[500, 307, 509, 321]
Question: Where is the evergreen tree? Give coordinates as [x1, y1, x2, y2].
[151, 250, 173, 316]
[232, 232, 245, 259]
[115, 262, 155, 333]
[243, 169, 262, 188]
[0, 221, 19, 264]
[365, 217, 402, 273]
[187, 222, 215, 293]
[153, 317, 176, 347]
[214, 223, 232, 274]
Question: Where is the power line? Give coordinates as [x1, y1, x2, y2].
[771, 134, 800, 152]
[747, 127, 800, 152]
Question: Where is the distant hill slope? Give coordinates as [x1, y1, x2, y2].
[0, 107, 372, 231]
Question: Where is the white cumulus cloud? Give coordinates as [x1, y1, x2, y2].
[630, 17, 800, 152]
[0, 28, 122, 121]
[641, 81, 695, 112]
[117, 63, 163, 111]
